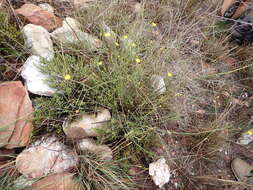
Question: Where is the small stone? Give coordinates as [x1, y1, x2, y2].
[63, 109, 111, 138]
[31, 172, 84, 190]
[151, 75, 166, 94]
[77, 138, 113, 160]
[51, 17, 102, 51]
[22, 24, 54, 60]
[237, 129, 253, 145]
[15, 4, 62, 31]
[16, 136, 78, 178]
[149, 158, 171, 188]
[21, 56, 57, 96]
[13, 175, 37, 190]
[38, 3, 54, 13]
[0, 81, 33, 149]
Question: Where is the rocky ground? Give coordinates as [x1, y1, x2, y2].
[2, 0, 253, 189]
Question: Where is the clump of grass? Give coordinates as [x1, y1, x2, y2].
[0, 10, 24, 60]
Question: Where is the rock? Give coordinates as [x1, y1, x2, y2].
[63, 108, 111, 139]
[15, 4, 62, 31]
[13, 175, 37, 190]
[21, 56, 57, 96]
[51, 17, 102, 51]
[16, 136, 78, 178]
[151, 75, 166, 94]
[0, 81, 33, 149]
[149, 158, 171, 188]
[22, 24, 54, 60]
[38, 3, 54, 13]
[77, 138, 113, 160]
[31, 172, 84, 190]
[221, 0, 250, 19]
[237, 129, 253, 145]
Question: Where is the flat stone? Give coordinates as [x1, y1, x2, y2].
[151, 75, 166, 94]
[15, 3, 62, 31]
[237, 129, 253, 145]
[149, 158, 171, 188]
[31, 172, 84, 190]
[0, 81, 33, 149]
[21, 56, 57, 96]
[16, 136, 79, 178]
[77, 138, 113, 160]
[63, 108, 111, 139]
[51, 17, 102, 51]
[22, 24, 54, 60]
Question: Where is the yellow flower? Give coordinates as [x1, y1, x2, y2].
[175, 93, 183, 97]
[122, 35, 128, 39]
[151, 22, 157, 27]
[135, 58, 141, 63]
[103, 32, 111, 37]
[246, 130, 253, 135]
[115, 42, 119, 46]
[131, 42, 137, 47]
[97, 61, 103, 65]
[75, 110, 80, 113]
[167, 72, 173, 77]
[64, 74, 71, 80]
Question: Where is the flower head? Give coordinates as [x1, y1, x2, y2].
[115, 42, 120, 46]
[135, 58, 141, 63]
[151, 22, 157, 27]
[131, 42, 137, 47]
[167, 72, 173, 77]
[103, 32, 111, 37]
[64, 74, 71, 80]
[122, 35, 128, 39]
[97, 61, 103, 65]
[246, 130, 253, 135]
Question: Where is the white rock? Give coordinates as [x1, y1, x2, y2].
[63, 17, 82, 31]
[13, 175, 37, 190]
[149, 158, 171, 188]
[77, 138, 113, 160]
[16, 136, 79, 178]
[51, 17, 102, 50]
[21, 56, 57, 96]
[38, 3, 54, 13]
[63, 108, 111, 138]
[237, 129, 253, 145]
[22, 24, 54, 60]
[151, 75, 166, 94]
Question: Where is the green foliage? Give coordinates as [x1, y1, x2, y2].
[0, 11, 24, 60]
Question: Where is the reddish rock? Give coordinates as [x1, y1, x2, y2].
[0, 81, 33, 149]
[31, 172, 84, 190]
[15, 4, 62, 31]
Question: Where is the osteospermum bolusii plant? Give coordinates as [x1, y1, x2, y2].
[32, 3, 172, 188]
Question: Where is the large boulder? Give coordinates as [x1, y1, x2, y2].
[16, 136, 79, 178]
[22, 24, 54, 60]
[0, 81, 33, 149]
[21, 56, 57, 96]
[15, 3, 62, 31]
